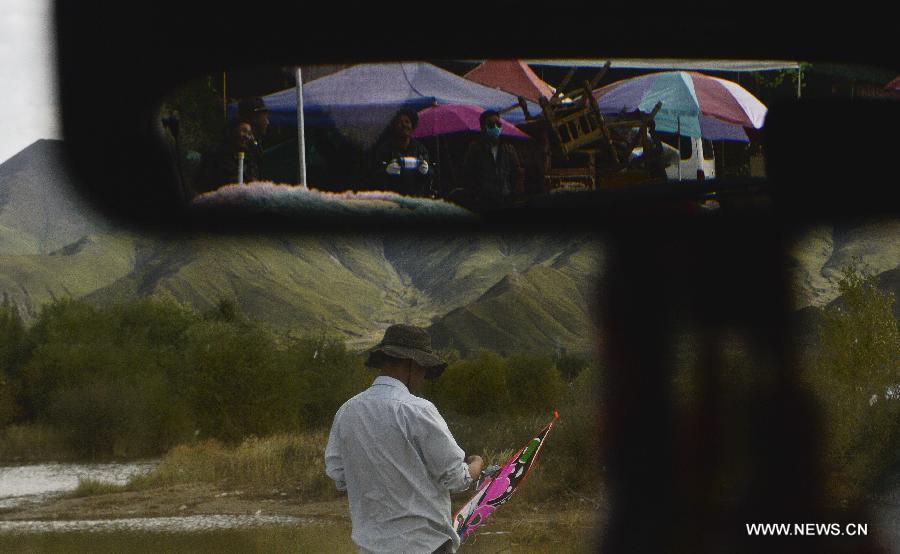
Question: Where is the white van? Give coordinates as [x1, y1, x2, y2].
[629, 134, 716, 181]
[661, 135, 716, 181]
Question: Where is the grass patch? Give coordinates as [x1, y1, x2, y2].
[119, 414, 603, 507]
[126, 433, 336, 501]
[65, 478, 129, 498]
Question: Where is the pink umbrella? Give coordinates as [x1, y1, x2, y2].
[412, 104, 530, 139]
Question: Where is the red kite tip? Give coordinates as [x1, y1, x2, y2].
[553, 409, 560, 419]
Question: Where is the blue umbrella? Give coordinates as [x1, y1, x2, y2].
[232, 63, 541, 149]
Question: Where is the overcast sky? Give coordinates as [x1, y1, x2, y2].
[0, 0, 60, 164]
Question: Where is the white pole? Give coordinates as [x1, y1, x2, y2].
[296, 67, 308, 189]
[238, 152, 245, 185]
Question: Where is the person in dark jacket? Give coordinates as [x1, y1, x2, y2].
[369, 109, 432, 196]
[462, 110, 524, 211]
[192, 120, 259, 195]
[237, 97, 269, 180]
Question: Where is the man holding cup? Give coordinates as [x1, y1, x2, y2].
[370, 109, 433, 197]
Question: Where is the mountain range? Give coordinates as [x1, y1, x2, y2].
[0, 140, 897, 355]
[0, 140, 601, 354]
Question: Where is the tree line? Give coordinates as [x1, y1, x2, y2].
[0, 296, 593, 460]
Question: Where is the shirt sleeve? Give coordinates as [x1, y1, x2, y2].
[324, 411, 347, 492]
[411, 402, 472, 493]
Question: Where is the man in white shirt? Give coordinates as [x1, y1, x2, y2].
[325, 324, 484, 554]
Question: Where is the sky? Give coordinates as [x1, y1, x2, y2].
[0, 0, 60, 164]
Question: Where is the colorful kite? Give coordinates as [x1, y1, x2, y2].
[452, 410, 559, 544]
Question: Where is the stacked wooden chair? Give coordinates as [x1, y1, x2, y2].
[508, 62, 664, 191]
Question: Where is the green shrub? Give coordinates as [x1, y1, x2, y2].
[0, 295, 26, 377]
[503, 355, 566, 415]
[19, 299, 199, 458]
[0, 423, 69, 462]
[0, 373, 17, 427]
[805, 260, 900, 503]
[429, 351, 509, 415]
[556, 353, 590, 382]
[180, 321, 295, 442]
[283, 335, 370, 428]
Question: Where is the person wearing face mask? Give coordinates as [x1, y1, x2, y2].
[369, 109, 432, 196]
[461, 110, 524, 212]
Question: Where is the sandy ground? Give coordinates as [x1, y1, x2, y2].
[0, 482, 604, 534]
[0, 483, 349, 522]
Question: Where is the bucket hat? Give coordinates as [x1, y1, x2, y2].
[365, 324, 447, 379]
[238, 97, 268, 119]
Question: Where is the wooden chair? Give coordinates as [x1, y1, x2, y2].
[505, 61, 664, 191]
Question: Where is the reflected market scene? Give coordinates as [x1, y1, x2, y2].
[166, 59, 802, 218]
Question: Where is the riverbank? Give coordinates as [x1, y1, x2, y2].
[0, 481, 604, 552]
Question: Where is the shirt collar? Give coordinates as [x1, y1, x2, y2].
[372, 375, 410, 393]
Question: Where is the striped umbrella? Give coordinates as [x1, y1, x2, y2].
[594, 71, 767, 141]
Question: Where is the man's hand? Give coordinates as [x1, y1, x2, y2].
[386, 160, 402, 176]
[465, 455, 484, 480]
[418, 159, 430, 175]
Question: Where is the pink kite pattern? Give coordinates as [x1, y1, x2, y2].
[452, 411, 559, 544]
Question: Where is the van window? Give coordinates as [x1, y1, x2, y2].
[679, 138, 692, 160]
[702, 139, 715, 160]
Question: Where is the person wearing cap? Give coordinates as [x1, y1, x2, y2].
[237, 97, 269, 180]
[462, 110, 524, 212]
[368, 109, 433, 197]
[325, 324, 483, 554]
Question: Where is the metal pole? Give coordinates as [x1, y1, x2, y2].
[436, 136, 441, 198]
[797, 66, 802, 99]
[721, 140, 725, 176]
[296, 67, 308, 188]
[677, 116, 682, 181]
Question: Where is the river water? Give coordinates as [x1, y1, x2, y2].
[0, 461, 158, 510]
[0, 461, 329, 552]
[0, 462, 305, 534]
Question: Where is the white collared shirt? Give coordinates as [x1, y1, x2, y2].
[325, 376, 471, 554]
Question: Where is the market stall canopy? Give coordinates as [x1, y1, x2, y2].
[250, 63, 541, 148]
[411, 104, 530, 139]
[522, 59, 801, 72]
[805, 63, 896, 83]
[885, 77, 900, 92]
[463, 60, 555, 104]
[594, 71, 767, 141]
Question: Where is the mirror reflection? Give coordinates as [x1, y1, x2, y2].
[158, 59, 895, 216]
